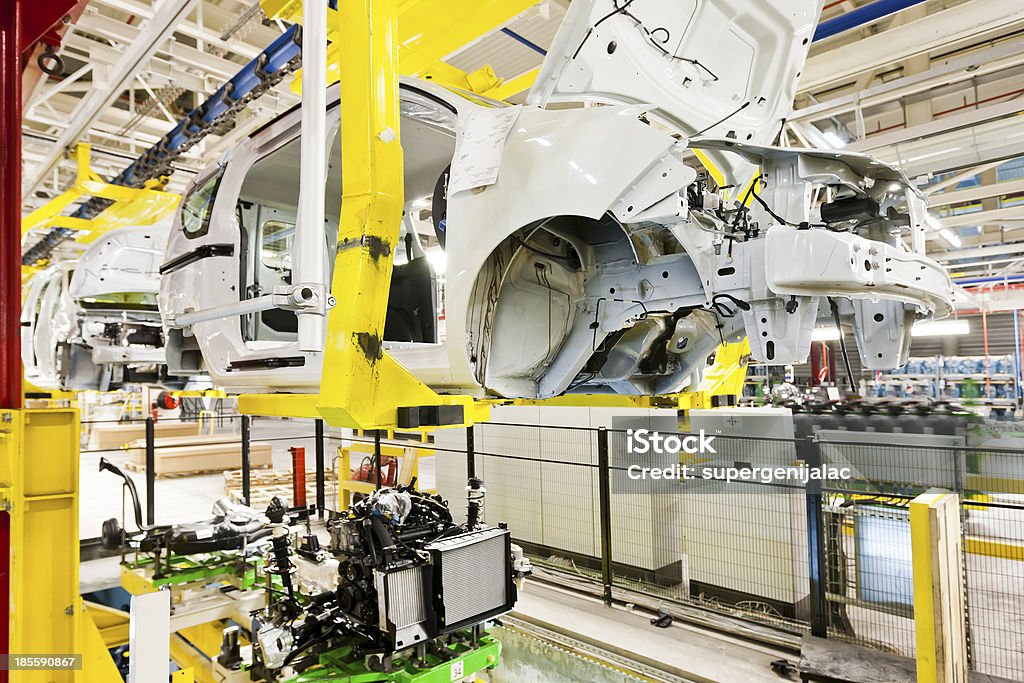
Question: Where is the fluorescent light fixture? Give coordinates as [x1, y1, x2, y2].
[822, 131, 847, 149]
[811, 320, 969, 340]
[426, 247, 446, 275]
[939, 228, 962, 248]
[903, 147, 961, 164]
[911, 319, 969, 337]
[811, 326, 841, 341]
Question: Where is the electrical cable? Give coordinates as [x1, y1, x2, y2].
[710, 293, 751, 318]
[572, 0, 641, 59]
[571, 1, 719, 82]
[691, 101, 751, 137]
[828, 297, 856, 392]
[510, 235, 574, 262]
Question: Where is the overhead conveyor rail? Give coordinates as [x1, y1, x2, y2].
[24, 0, 540, 265]
[76, 23, 303, 219]
[20, 23, 304, 264]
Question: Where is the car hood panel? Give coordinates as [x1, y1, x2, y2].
[527, 0, 822, 186]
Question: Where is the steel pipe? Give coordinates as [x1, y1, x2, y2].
[294, 0, 328, 352]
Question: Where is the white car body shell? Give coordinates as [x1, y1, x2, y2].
[22, 224, 172, 390]
[158, 0, 954, 398]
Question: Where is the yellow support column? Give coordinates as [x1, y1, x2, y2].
[910, 488, 968, 683]
[0, 409, 83, 682]
[316, 0, 483, 430]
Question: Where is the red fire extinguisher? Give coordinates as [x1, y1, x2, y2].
[352, 455, 398, 487]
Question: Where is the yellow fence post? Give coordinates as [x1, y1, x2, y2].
[0, 408, 83, 682]
[910, 488, 968, 683]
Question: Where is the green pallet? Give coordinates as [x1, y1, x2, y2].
[284, 634, 501, 682]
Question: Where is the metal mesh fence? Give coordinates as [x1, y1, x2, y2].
[608, 430, 811, 631]
[817, 438, 1024, 679]
[80, 413, 324, 543]
[431, 421, 1024, 680]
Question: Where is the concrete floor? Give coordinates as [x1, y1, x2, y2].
[511, 581, 792, 682]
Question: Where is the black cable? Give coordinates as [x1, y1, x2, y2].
[710, 293, 751, 318]
[691, 101, 751, 138]
[510, 235, 574, 262]
[828, 297, 856, 393]
[591, 296, 651, 352]
[750, 191, 798, 227]
[572, 0, 641, 58]
[732, 176, 761, 231]
[742, 179, 827, 230]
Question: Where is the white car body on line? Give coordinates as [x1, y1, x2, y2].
[22, 223, 174, 391]
[159, 0, 953, 399]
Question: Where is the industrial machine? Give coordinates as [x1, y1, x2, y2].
[158, 0, 954, 402]
[21, 223, 179, 391]
[99, 458, 529, 681]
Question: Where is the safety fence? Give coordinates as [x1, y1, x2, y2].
[427, 421, 1024, 682]
[78, 412, 1024, 680]
[816, 438, 1024, 680]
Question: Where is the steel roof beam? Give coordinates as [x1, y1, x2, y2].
[847, 97, 1024, 154]
[929, 178, 1024, 207]
[791, 40, 1024, 123]
[59, 34, 209, 91]
[799, 0, 1024, 93]
[85, 0, 274, 60]
[22, 0, 200, 199]
[937, 206, 1024, 230]
[933, 242, 1024, 263]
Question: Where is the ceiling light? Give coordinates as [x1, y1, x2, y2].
[822, 131, 847, 149]
[939, 228, 962, 248]
[925, 215, 941, 231]
[903, 147, 961, 164]
[911, 319, 969, 337]
[811, 326, 841, 341]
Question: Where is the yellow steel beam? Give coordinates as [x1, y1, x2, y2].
[21, 143, 180, 244]
[394, 0, 536, 77]
[308, 0, 484, 430]
[178, 622, 228, 660]
[238, 392, 320, 419]
[169, 635, 216, 683]
[84, 601, 130, 649]
[82, 611, 124, 681]
[0, 409, 82, 683]
[486, 67, 540, 101]
[261, 0, 539, 99]
[696, 338, 751, 398]
[910, 489, 968, 683]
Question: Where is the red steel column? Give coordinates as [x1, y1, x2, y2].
[0, 0, 21, 410]
[0, 3, 18, 673]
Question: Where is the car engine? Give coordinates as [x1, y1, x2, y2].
[248, 486, 529, 679]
